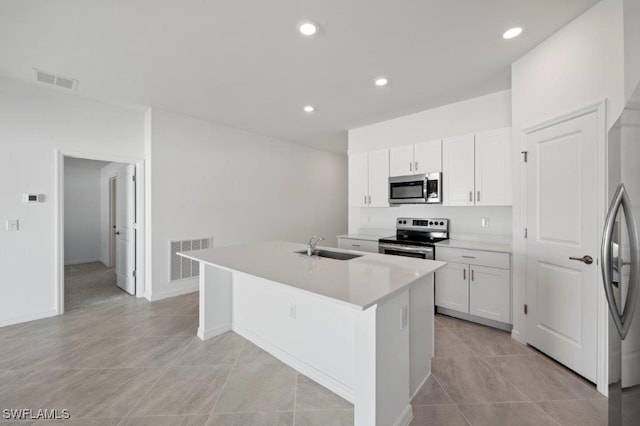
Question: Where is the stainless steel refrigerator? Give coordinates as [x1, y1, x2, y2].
[603, 82, 640, 424]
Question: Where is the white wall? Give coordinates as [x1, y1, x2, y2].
[348, 90, 511, 153]
[64, 160, 102, 265]
[0, 78, 145, 326]
[99, 162, 125, 266]
[146, 109, 348, 301]
[347, 90, 512, 242]
[510, 0, 625, 343]
[624, 0, 640, 100]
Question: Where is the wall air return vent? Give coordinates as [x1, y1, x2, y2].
[169, 237, 213, 282]
[33, 69, 78, 90]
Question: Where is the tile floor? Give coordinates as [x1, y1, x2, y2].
[64, 262, 130, 311]
[0, 292, 606, 425]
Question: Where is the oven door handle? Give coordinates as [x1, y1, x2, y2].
[379, 243, 434, 254]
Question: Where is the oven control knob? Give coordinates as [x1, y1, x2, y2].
[429, 221, 433, 225]
[439, 221, 444, 225]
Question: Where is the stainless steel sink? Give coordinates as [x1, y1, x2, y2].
[295, 249, 363, 260]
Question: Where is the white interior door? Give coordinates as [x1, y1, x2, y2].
[115, 165, 136, 295]
[525, 112, 599, 382]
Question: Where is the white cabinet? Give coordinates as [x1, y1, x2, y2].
[442, 134, 475, 206]
[348, 149, 389, 207]
[389, 140, 441, 177]
[337, 237, 379, 253]
[442, 128, 511, 206]
[435, 246, 511, 325]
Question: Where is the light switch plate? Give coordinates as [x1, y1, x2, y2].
[7, 220, 19, 231]
[482, 217, 490, 227]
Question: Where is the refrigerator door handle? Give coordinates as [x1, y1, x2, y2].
[601, 183, 640, 339]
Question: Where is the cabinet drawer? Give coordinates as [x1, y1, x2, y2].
[337, 238, 379, 253]
[436, 247, 509, 269]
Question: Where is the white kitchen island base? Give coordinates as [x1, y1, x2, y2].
[181, 241, 443, 426]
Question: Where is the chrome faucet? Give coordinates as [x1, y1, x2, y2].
[307, 235, 325, 256]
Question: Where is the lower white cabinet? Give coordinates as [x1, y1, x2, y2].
[435, 247, 511, 324]
[337, 237, 379, 253]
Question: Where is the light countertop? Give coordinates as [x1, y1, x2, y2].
[337, 233, 391, 241]
[435, 239, 512, 253]
[179, 240, 445, 310]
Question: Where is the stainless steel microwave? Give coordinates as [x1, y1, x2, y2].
[389, 172, 442, 204]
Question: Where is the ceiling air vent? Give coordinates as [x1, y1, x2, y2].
[33, 69, 78, 90]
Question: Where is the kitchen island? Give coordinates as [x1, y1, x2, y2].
[179, 240, 446, 426]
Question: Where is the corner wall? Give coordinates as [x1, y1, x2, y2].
[0, 78, 145, 326]
[145, 109, 348, 301]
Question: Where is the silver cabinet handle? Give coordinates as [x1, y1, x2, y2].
[364, 195, 367, 205]
[415, 161, 418, 171]
[469, 191, 473, 202]
[352, 244, 361, 247]
[477, 191, 480, 202]
[601, 183, 640, 339]
[409, 162, 412, 172]
[569, 255, 593, 265]
[471, 269, 474, 281]
[463, 268, 466, 280]
[368, 195, 372, 204]
[461, 255, 475, 259]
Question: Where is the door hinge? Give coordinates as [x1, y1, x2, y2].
[132, 175, 136, 182]
[521, 151, 528, 162]
[524, 227, 528, 238]
[132, 270, 137, 278]
[524, 304, 528, 315]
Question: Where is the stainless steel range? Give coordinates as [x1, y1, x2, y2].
[378, 218, 449, 260]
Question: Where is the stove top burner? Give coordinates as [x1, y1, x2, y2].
[378, 217, 450, 247]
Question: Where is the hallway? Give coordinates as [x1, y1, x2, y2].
[65, 262, 129, 311]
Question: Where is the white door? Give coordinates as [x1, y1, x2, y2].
[526, 112, 599, 382]
[469, 265, 510, 323]
[414, 139, 442, 173]
[389, 145, 414, 177]
[348, 153, 368, 207]
[442, 134, 475, 206]
[367, 149, 390, 207]
[475, 128, 512, 206]
[435, 262, 469, 313]
[115, 165, 136, 295]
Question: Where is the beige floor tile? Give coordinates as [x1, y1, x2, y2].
[24, 419, 121, 425]
[119, 414, 209, 425]
[207, 411, 294, 426]
[130, 365, 232, 416]
[410, 405, 469, 426]
[458, 402, 558, 426]
[60, 368, 165, 418]
[214, 363, 296, 413]
[174, 332, 246, 366]
[411, 375, 453, 406]
[448, 326, 533, 357]
[537, 399, 608, 426]
[236, 341, 281, 365]
[128, 315, 199, 337]
[483, 355, 603, 401]
[0, 337, 94, 370]
[295, 374, 352, 411]
[434, 314, 477, 329]
[434, 329, 474, 358]
[432, 357, 529, 403]
[294, 409, 353, 426]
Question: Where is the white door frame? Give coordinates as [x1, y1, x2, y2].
[513, 100, 608, 395]
[109, 176, 117, 267]
[55, 150, 146, 315]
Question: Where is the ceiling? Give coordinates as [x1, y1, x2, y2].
[0, 0, 599, 153]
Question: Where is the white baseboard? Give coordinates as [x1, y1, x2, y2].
[198, 324, 231, 340]
[147, 283, 198, 302]
[511, 328, 526, 344]
[394, 404, 414, 426]
[0, 308, 59, 327]
[64, 258, 101, 266]
[410, 372, 431, 402]
[233, 324, 355, 403]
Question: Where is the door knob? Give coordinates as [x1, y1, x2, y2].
[114, 231, 121, 235]
[569, 255, 593, 264]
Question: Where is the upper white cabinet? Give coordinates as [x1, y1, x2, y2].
[389, 140, 442, 177]
[348, 149, 389, 207]
[442, 128, 511, 206]
[442, 134, 475, 206]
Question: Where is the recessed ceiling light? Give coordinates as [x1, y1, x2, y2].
[503, 27, 523, 39]
[303, 105, 315, 113]
[375, 77, 389, 87]
[298, 20, 318, 36]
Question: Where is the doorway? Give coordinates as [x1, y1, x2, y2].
[61, 155, 138, 311]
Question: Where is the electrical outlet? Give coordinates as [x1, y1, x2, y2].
[6, 220, 19, 231]
[481, 217, 490, 227]
[289, 304, 297, 319]
[400, 305, 408, 329]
